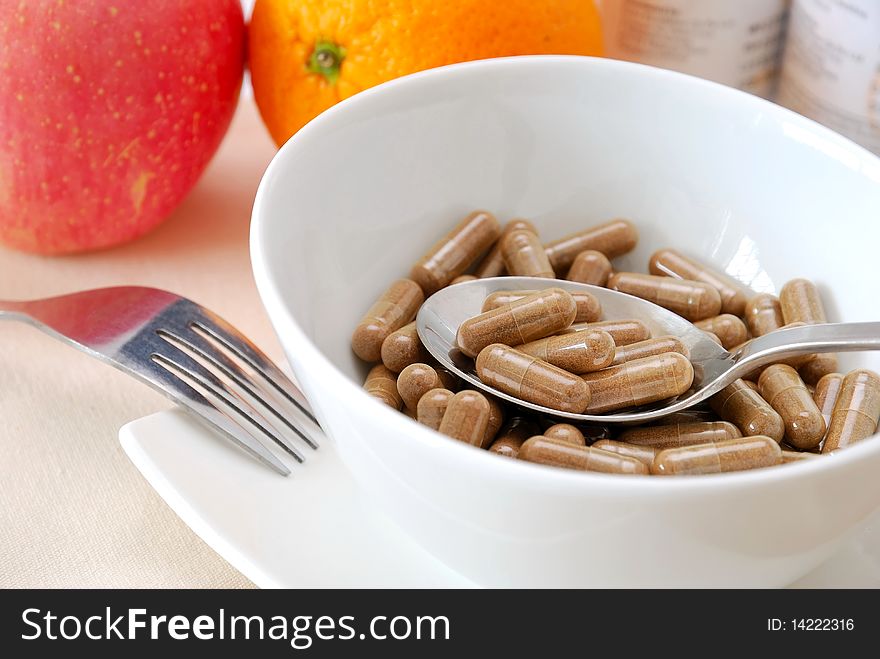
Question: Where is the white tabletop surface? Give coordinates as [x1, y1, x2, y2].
[0, 98, 278, 588]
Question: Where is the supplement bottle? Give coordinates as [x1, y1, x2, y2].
[777, 0, 880, 155]
[600, 0, 789, 98]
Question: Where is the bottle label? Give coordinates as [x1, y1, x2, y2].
[777, 0, 880, 154]
[600, 0, 789, 97]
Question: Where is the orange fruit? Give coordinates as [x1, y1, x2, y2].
[249, 0, 603, 145]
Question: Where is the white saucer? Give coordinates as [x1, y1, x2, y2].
[120, 410, 880, 588]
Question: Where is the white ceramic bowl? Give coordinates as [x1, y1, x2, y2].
[252, 56, 880, 587]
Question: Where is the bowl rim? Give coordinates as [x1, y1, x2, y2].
[251, 54, 880, 493]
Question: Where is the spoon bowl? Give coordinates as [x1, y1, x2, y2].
[417, 276, 880, 422]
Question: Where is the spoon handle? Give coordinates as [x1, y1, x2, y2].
[733, 321, 880, 374]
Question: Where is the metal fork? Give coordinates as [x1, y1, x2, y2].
[0, 286, 320, 476]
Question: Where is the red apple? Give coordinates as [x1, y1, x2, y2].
[0, 0, 244, 254]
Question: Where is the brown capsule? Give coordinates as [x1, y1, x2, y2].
[410, 211, 501, 294]
[608, 272, 722, 321]
[380, 322, 431, 373]
[757, 364, 826, 449]
[822, 369, 880, 453]
[482, 289, 601, 323]
[481, 394, 506, 449]
[651, 435, 782, 476]
[618, 421, 742, 449]
[518, 436, 649, 475]
[501, 229, 555, 278]
[450, 275, 477, 285]
[438, 390, 491, 446]
[397, 363, 442, 411]
[363, 364, 403, 409]
[351, 279, 424, 362]
[782, 450, 820, 463]
[694, 314, 749, 350]
[611, 336, 689, 367]
[742, 379, 760, 392]
[560, 319, 651, 346]
[813, 372, 844, 428]
[489, 417, 540, 458]
[544, 424, 586, 446]
[573, 293, 603, 323]
[648, 249, 747, 316]
[709, 379, 785, 442]
[403, 405, 418, 419]
[457, 288, 577, 358]
[473, 218, 537, 278]
[744, 294, 784, 337]
[579, 352, 694, 414]
[592, 439, 657, 465]
[544, 219, 638, 274]
[416, 388, 454, 430]
[567, 250, 613, 286]
[799, 353, 839, 386]
[780, 278, 828, 325]
[517, 329, 615, 374]
[476, 344, 591, 413]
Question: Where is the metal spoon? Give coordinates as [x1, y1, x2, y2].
[416, 276, 880, 423]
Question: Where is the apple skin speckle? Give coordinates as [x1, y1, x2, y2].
[0, 0, 245, 254]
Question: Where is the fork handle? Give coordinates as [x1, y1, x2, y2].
[734, 321, 880, 374]
[0, 304, 30, 321]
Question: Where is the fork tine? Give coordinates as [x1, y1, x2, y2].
[151, 352, 305, 464]
[183, 404, 291, 477]
[141, 355, 291, 476]
[156, 328, 319, 450]
[191, 317, 320, 427]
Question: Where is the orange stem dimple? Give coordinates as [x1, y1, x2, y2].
[307, 41, 345, 84]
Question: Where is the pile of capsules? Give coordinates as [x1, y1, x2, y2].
[352, 211, 880, 477]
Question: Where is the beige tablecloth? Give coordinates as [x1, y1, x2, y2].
[0, 99, 282, 588]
